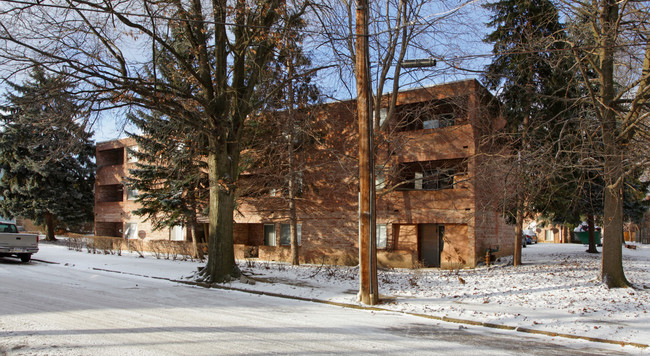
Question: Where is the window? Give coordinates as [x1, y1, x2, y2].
[280, 223, 301, 246]
[396, 159, 467, 191]
[420, 169, 455, 190]
[423, 113, 455, 130]
[375, 166, 386, 190]
[373, 108, 388, 129]
[126, 146, 138, 163]
[545, 230, 553, 241]
[414, 172, 423, 190]
[376, 224, 387, 249]
[170, 225, 185, 241]
[0, 223, 17, 234]
[126, 187, 138, 200]
[395, 100, 461, 132]
[124, 223, 138, 239]
[264, 224, 276, 246]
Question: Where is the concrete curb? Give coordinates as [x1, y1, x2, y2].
[91, 267, 649, 350]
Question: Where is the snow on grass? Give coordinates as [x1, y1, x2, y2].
[36, 241, 650, 349]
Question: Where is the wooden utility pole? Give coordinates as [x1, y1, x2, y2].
[355, 0, 378, 305]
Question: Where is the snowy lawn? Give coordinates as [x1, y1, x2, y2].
[35, 241, 650, 349]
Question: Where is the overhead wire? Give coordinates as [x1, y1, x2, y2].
[0, 0, 649, 68]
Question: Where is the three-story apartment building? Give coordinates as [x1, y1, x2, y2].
[94, 79, 514, 268]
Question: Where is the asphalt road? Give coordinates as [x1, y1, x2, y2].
[0, 257, 631, 355]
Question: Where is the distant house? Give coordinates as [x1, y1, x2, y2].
[94, 79, 514, 268]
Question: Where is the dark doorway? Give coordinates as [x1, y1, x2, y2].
[419, 224, 444, 267]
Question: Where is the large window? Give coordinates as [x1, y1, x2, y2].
[397, 159, 467, 191]
[264, 224, 276, 246]
[395, 100, 462, 132]
[280, 224, 301, 246]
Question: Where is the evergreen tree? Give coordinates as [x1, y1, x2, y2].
[0, 67, 95, 240]
[125, 22, 211, 258]
[126, 110, 209, 257]
[482, 0, 573, 265]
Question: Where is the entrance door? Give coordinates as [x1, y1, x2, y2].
[419, 224, 442, 267]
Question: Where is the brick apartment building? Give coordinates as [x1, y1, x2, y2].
[94, 79, 514, 268]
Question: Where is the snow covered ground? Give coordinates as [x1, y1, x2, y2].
[31, 240, 650, 352]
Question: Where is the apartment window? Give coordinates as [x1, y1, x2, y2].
[421, 169, 455, 190]
[126, 146, 138, 163]
[170, 225, 185, 241]
[126, 187, 139, 200]
[124, 223, 138, 239]
[396, 100, 461, 132]
[376, 224, 387, 249]
[397, 159, 467, 191]
[373, 108, 388, 129]
[414, 172, 423, 190]
[423, 113, 455, 130]
[375, 166, 386, 190]
[264, 224, 276, 246]
[280, 224, 301, 246]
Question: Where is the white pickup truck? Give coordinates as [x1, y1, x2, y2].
[0, 221, 39, 262]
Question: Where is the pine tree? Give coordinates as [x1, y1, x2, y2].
[0, 67, 95, 240]
[126, 110, 208, 258]
[124, 22, 211, 258]
[483, 0, 573, 265]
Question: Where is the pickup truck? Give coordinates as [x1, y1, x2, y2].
[0, 221, 39, 262]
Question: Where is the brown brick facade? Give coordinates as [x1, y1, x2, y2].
[94, 79, 514, 268]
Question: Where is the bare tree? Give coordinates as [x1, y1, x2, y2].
[0, 0, 298, 283]
[560, 0, 650, 288]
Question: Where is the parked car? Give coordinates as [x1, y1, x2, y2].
[0, 221, 39, 262]
[523, 230, 537, 244]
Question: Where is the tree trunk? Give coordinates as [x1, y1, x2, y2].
[202, 149, 240, 283]
[186, 223, 199, 260]
[44, 212, 56, 241]
[599, 0, 629, 288]
[288, 157, 299, 265]
[287, 52, 300, 266]
[586, 213, 598, 253]
[289, 195, 299, 265]
[513, 205, 523, 266]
